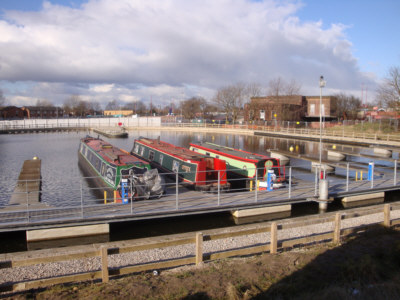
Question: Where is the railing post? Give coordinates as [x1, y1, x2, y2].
[100, 246, 109, 283]
[288, 167, 292, 198]
[195, 232, 203, 265]
[26, 180, 29, 223]
[255, 167, 258, 202]
[394, 160, 397, 186]
[346, 162, 349, 192]
[176, 172, 179, 210]
[314, 166, 318, 197]
[384, 204, 391, 228]
[217, 170, 220, 206]
[333, 213, 341, 244]
[270, 222, 277, 254]
[80, 180, 84, 218]
[130, 181, 133, 214]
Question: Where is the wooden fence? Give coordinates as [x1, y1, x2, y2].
[0, 204, 399, 293]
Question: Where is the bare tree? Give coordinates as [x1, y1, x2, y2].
[333, 93, 361, 120]
[376, 66, 400, 110]
[86, 100, 102, 115]
[123, 101, 147, 115]
[63, 95, 87, 117]
[267, 76, 301, 97]
[180, 97, 207, 119]
[105, 99, 120, 110]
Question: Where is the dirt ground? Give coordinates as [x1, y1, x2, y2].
[5, 226, 400, 300]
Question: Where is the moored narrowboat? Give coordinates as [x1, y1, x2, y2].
[130, 137, 230, 191]
[78, 136, 164, 202]
[189, 141, 285, 189]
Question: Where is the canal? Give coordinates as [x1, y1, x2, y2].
[0, 129, 398, 252]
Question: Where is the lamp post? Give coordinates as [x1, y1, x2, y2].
[319, 75, 326, 176]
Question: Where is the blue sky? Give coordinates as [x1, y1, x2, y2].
[0, 0, 399, 107]
[297, 0, 400, 79]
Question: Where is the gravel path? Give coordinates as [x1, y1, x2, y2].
[0, 203, 399, 288]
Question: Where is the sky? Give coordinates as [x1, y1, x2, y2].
[0, 0, 399, 108]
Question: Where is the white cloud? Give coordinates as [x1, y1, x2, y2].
[0, 0, 376, 106]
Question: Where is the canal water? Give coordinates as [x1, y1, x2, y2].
[0, 129, 398, 252]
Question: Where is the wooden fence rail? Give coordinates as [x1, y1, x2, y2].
[0, 204, 399, 293]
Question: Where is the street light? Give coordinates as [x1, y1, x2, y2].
[319, 75, 326, 177]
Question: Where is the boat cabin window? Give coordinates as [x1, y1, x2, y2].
[206, 152, 210, 156]
[134, 144, 139, 154]
[140, 146, 145, 157]
[159, 154, 164, 165]
[149, 150, 155, 161]
[216, 155, 219, 159]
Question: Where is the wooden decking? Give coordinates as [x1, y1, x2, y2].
[8, 159, 48, 210]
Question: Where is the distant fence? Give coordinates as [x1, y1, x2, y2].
[0, 116, 161, 129]
[0, 203, 399, 293]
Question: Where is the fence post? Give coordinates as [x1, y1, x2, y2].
[270, 222, 277, 254]
[346, 163, 349, 191]
[333, 213, 341, 245]
[100, 246, 109, 283]
[196, 232, 203, 265]
[394, 160, 397, 186]
[384, 204, 391, 228]
[176, 172, 179, 210]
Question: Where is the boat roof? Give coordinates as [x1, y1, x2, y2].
[136, 138, 206, 161]
[83, 137, 148, 166]
[190, 141, 274, 162]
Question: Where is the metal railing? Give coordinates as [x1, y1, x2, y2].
[0, 162, 399, 229]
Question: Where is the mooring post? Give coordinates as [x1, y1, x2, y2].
[318, 178, 329, 213]
[175, 172, 179, 210]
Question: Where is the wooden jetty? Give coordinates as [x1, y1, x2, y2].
[93, 128, 128, 138]
[8, 158, 47, 210]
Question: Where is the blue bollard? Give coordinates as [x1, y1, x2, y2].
[121, 179, 129, 204]
[368, 162, 374, 181]
[267, 170, 274, 191]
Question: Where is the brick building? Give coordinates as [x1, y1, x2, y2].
[245, 95, 307, 122]
[0, 106, 25, 119]
[245, 95, 338, 122]
[22, 106, 63, 119]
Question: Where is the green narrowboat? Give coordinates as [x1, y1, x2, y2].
[130, 137, 230, 191]
[78, 136, 164, 202]
[189, 141, 286, 188]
